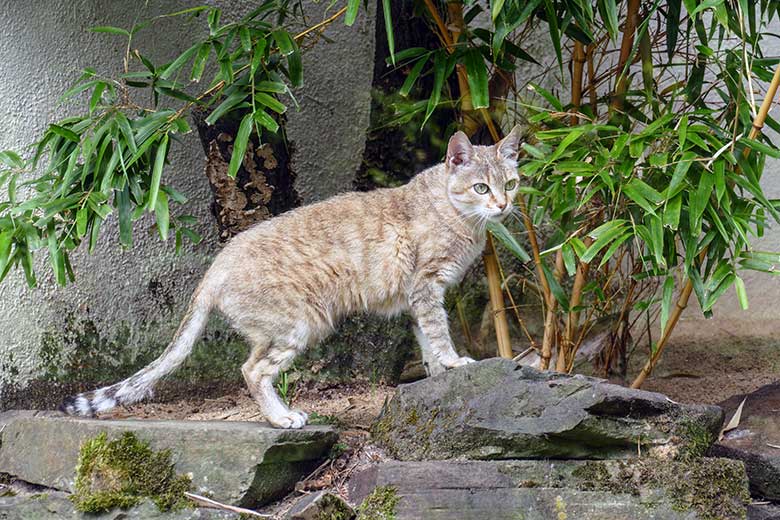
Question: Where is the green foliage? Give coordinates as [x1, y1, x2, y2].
[377, 0, 780, 361]
[70, 432, 190, 513]
[0, 1, 307, 287]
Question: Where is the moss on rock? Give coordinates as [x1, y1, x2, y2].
[70, 432, 191, 514]
[571, 458, 749, 520]
[357, 486, 399, 520]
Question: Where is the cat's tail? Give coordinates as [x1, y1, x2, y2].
[59, 286, 213, 417]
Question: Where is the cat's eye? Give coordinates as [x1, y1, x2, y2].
[473, 183, 490, 194]
[505, 179, 518, 191]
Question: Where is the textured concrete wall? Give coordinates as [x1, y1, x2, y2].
[0, 0, 375, 397]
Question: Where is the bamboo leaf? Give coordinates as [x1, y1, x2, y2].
[423, 52, 447, 128]
[660, 275, 675, 335]
[345, 0, 360, 26]
[147, 134, 169, 212]
[272, 30, 302, 87]
[562, 243, 576, 276]
[253, 110, 279, 133]
[117, 184, 133, 248]
[155, 191, 170, 241]
[228, 113, 253, 178]
[399, 56, 428, 97]
[191, 43, 211, 82]
[487, 221, 531, 262]
[47, 223, 65, 286]
[160, 43, 200, 80]
[91, 26, 130, 37]
[734, 276, 748, 310]
[583, 221, 627, 263]
[255, 92, 286, 114]
[669, 151, 696, 195]
[463, 49, 489, 109]
[382, 0, 395, 65]
[491, 0, 506, 21]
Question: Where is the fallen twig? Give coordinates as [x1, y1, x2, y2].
[185, 492, 272, 518]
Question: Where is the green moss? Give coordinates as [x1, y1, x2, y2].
[357, 486, 400, 520]
[405, 409, 419, 426]
[70, 432, 191, 514]
[571, 459, 749, 520]
[314, 493, 354, 520]
[677, 421, 715, 461]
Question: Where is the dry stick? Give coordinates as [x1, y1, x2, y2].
[630, 64, 780, 389]
[185, 492, 272, 518]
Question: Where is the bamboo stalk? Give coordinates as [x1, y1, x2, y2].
[610, 0, 641, 116]
[630, 281, 693, 389]
[563, 237, 593, 370]
[550, 37, 588, 372]
[630, 63, 780, 389]
[485, 235, 514, 359]
[571, 40, 586, 125]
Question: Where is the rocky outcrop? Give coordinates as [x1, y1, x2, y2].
[373, 358, 723, 461]
[711, 381, 780, 501]
[348, 459, 750, 520]
[0, 411, 336, 508]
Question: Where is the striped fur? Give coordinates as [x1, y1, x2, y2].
[60, 128, 523, 428]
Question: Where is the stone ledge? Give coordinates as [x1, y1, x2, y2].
[348, 459, 750, 520]
[0, 411, 337, 508]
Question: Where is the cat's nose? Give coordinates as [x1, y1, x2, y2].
[497, 201, 507, 211]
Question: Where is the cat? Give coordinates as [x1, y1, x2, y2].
[60, 127, 522, 428]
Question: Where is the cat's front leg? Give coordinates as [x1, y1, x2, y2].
[409, 284, 474, 374]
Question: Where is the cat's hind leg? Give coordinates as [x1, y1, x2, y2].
[241, 327, 309, 429]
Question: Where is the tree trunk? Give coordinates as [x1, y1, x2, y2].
[192, 108, 300, 240]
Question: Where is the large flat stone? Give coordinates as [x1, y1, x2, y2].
[0, 411, 336, 508]
[0, 492, 238, 519]
[711, 382, 780, 500]
[373, 358, 723, 461]
[348, 459, 750, 520]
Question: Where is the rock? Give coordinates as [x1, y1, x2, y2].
[0, 411, 336, 508]
[373, 358, 723, 461]
[0, 492, 239, 519]
[749, 503, 780, 520]
[711, 382, 780, 500]
[348, 459, 750, 520]
[286, 491, 355, 519]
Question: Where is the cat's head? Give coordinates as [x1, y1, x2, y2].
[444, 126, 522, 223]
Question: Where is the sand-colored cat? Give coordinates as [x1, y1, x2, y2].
[61, 127, 522, 428]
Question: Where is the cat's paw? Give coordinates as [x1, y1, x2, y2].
[267, 410, 308, 429]
[442, 355, 475, 369]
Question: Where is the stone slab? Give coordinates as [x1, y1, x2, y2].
[0, 492, 238, 519]
[0, 411, 337, 508]
[712, 382, 780, 500]
[374, 358, 723, 461]
[348, 459, 749, 520]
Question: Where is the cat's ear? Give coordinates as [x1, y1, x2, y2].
[446, 131, 474, 169]
[496, 125, 523, 162]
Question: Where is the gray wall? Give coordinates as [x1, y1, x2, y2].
[0, 0, 375, 396]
